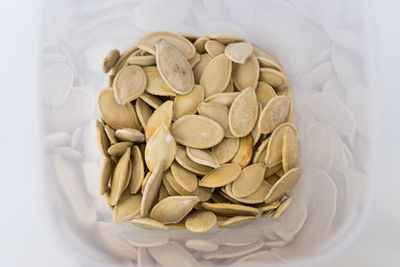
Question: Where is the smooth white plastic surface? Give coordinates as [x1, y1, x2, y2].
[40, 0, 373, 266]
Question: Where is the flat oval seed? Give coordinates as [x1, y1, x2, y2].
[257, 201, 281, 212]
[164, 171, 192, 195]
[201, 203, 259, 217]
[251, 103, 263, 146]
[256, 81, 276, 107]
[112, 194, 142, 223]
[145, 125, 176, 172]
[200, 54, 232, 98]
[130, 218, 168, 231]
[259, 68, 288, 90]
[185, 211, 217, 233]
[139, 31, 196, 60]
[127, 55, 156, 66]
[224, 78, 234, 92]
[258, 56, 284, 72]
[115, 128, 145, 143]
[96, 120, 110, 158]
[252, 44, 283, 68]
[194, 37, 209, 53]
[129, 145, 145, 194]
[265, 164, 283, 178]
[225, 180, 271, 204]
[150, 196, 199, 224]
[112, 45, 138, 76]
[189, 53, 201, 68]
[173, 85, 204, 120]
[277, 86, 293, 122]
[264, 167, 302, 203]
[207, 34, 245, 44]
[140, 162, 164, 217]
[143, 66, 176, 96]
[97, 89, 141, 130]
[171, 115, 224, 149]
[205, 92, 239, 107]
[225, 42, 253, 64]
[135, 98, 153, 129]
[231, 135, 253, 168]
[252, 138, 269, 164]
[198, 102, 233, 137]
[145, 100, 173, 139]
[205, 40, 226, 58]
[104, 125, 118, 145]
[140, 92, 163, 109]
[232, 55, 259, 91]
[265, 123, 296, 167]
[211, 138, 240, 164]
[99, 158, 113, 195]
[107, 142, 133, 156]
[193, 54, 212, 83]
[170, 162, 198, 192]
[272, 196, 293, 219]
[156, 40, 194, 95]
[186, 147, 219, 168]
[141, 172, 152, 194]
[258, 95, 290, 134]
[113, 65, 147, 105]
[175, 145, 213, 175]
[103, 49, 120, 73]
[229, 87, 258, 137]
[109, 147, 131, 205]
[219, 216, 256, 228]
[282, 126, 300, 172]
[232, 163, 266, 198]
[198, 163, 241, 188]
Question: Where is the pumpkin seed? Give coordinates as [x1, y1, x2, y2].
[201, 202, 258, 217]
[145, 125, 176, 172]
[264, 167, 302, 203]
[282, 125, 300, 173]
[207, 34, 245, 44]
[135, 98, 153, 129]
[129, 145, 145, 194]
[189, 52, 201, 68]
[198, 102, 233, 137]
[232, 55, 259, 91]
[170, 161, 198, 192]
[127, 55, 156, 67]
[99, 158, 113, 195]
[229, 87, 258, 137]
[156, 40, 194, 95]
[194, 37, 209, 53]
[252, 138, 269, 164]
[218, 188, 241, 204]
[257, 201, 280, 212]
[168, 222, 187, 230]
[219, 216, 256, 228]
[230, 135, 253, 168]
[277, 86, 293, 122]
[162, 174, 179, 196]
[205, 40, 226, 58]
[145, 100, 173, 140]
[164, 171, 192, 196]
[109, 147, 131, 205]
[225, 180, 271, 204]
[141, 171, 152, 193]
[107, 141, 132, 156]
[113, 194, 142, 223]
[275, 168, 285, 177]
[211, 137, 240, 164]
[225, 42, 253, 64]
[113, 65, 147, 105]
[185, 210, 217, 233]
[175, 145, 213, 175]
[173, 85, 204, 120]
[150, 195, 199, 224]
[199, 163, 241, 188]
[266, 174, 280, 185]
[103, 49, 120, 73]
[265, 164, 282, 178]
[200, 54, 232, 98]
[186, 147, 219, 169]
[143, 66, 176, 96]
[272, 197, 292, 219]
[232, 163, 266, 198]
[140, 162, 164, 217]
[140, 92, 163, 109]
[115, 128, 145, 143]
[265, 123, 296, 167]
[112, 45, 138, 76]
[258, 56, 284, 72]
[256, 81, 277, 107]
[104, 124, 118, 145]
[224, 78, 235, 92]
[171, 115, 224, 149]
[193, 54, 212, 83]
[96, 120, 110, 158]
[258, 95, 290, 134]
[130, 217, 168, 231]
[158, 182, 170, 201]
[259, 68, 288, 90]
[252, 44, 282, 68]
[205, 92, 239, 107]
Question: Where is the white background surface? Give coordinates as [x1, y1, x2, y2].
[0, 0, 399, 266]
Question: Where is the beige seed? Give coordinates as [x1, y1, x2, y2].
[129, 145, 145, 194]
[156, 40, 194, 95]
[127, 55, 156, 66]
[200, 54, 232, 98]
[258, 95, 290, 134]
[277, 86, 293, 122]
[135, 98, 153, 129]
[252, 44, 283, 68]
[189, 52, 201, 68]
[207, 34, 245, 45]
[112, 45, 138, 76]
[272, 197, 293, 219]
[171, 115, 224, 149]
[198, 102, 233, 137]
[232, 55, 259, 91]
[107, 141, 133, 156]
[112, 194, 142, 223]
[162, 173, 178, 196]
[198, 163, 241, 188]
[225, 180, 271, 204]
[103, 49, 120, 73]
[232, 163, 266, 198]
[95, 120, 110, 158]
[258, 56, 284, 72]
[143, 66, 176, 96]
[251, 103, 263, 146]
[185, 210, 217, 233]
[218, 188, 241, 204]
[145, 125, 176, 172]
[211, 137, 240, 164]
[145, 100, 173, 140]
[230, 135, 253, 168]
[194, 37, 209, 53]
[259, 68, 288, 90]
[173, 85, 204, 120]
[275, 168, 285, 177]
[115, 128, 145, 143]
[252, 137, 269, 164]
[170, 161, 198, 193]
[158, 182, 170, 201]
[264, 167, 302, 203]
[257, 201, 280, 212]
[205, 40, 226, 58]
[150, 195, 199, 224]
[256, 81, 277, 107]
[224, 78, 235, 92]
[140, 92, 163, 109]
[97, 89, 141, 130]
[175, 145, 213, 175]
[113, 65, 147, 105]
[193, 54, 212, 83]
[205, 92, 239, 107]
[164, 171, 192, 196]
[104, 124, 118, 145]
[186, 147, 219, 169]
[282, 126, 300, 172]
[201, 202, 259, 217]
[168, 222, 187, 230]
[108, 147, 131, 205]
[130, 217, 168, 231]
[265, 123, 296, 167]
[99, 158, 113, 195]
[140, 162, 164, 217]
[225, 42, 253, 64]
[219, 216, 256, 228]
[229, 87, 258, 137]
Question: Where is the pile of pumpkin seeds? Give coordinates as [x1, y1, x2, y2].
[96, 31, 302, 232]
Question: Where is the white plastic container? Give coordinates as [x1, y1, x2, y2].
[40, 0, 374, 266]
